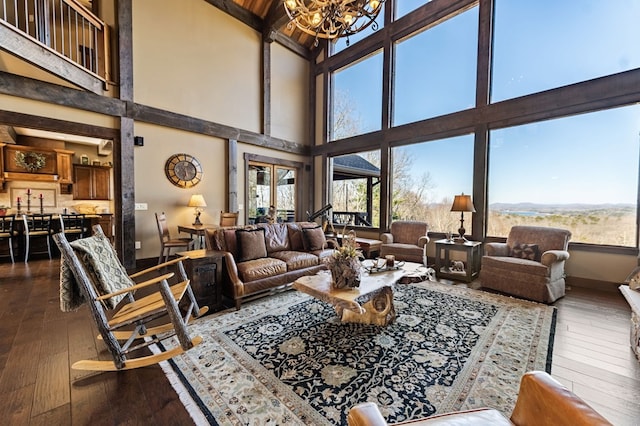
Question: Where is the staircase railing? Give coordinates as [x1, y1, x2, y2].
[0, 0, 110, 83]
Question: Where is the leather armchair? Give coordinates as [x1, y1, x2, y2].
[480, 226, 571, 303]
[380, 221, 429, 264]
[347, 371, 611, 426]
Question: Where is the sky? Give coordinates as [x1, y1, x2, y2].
[331, 0, 640, 205]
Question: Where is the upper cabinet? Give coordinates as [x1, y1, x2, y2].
[73, 164, 111, 200]
[0, 144, 74, 188]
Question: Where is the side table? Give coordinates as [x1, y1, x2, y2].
[177, 249, 225, 313]
[434, 239, 482, 283]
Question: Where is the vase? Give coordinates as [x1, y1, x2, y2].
[329, 257, 361, 289]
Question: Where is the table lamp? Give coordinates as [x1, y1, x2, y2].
[450, 193, 475, 241]
[188, 194, 207, 225]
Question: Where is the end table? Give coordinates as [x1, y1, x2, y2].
[177, 249, 225, 313]
[434, 239, 482, 283]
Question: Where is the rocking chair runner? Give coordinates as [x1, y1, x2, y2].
[54, 225, 208, 371]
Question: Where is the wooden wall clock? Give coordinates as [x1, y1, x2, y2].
[164, 153, 203, 188]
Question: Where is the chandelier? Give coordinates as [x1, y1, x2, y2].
[284, 0, 385, 45]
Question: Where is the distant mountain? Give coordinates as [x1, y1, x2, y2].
[489, 202, 635, 212]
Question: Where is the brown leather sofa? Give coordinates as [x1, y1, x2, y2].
[347, 371, 611, 426]
[206, 221, 335, 309]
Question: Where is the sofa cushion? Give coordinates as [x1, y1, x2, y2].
[236, 257, 287, 282]
[302, 226, 327, 251]
[260, 223, 291, 254]
[287, 223, 305, 251]
[270, 251, 319, 270]
[236, 228, 267, 262]
[510, 243, 540, 261]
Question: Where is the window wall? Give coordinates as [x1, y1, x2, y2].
[391, 136, 474, 233]
[316, 0, 640, 250]
[488, 105, 640, 246]
[393, 6, 478, 125]
[331, 52, 383, 140]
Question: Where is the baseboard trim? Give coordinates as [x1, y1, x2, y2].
[566, 276, 620, 293]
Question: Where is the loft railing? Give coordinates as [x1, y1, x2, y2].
[0, 0, 110, 83]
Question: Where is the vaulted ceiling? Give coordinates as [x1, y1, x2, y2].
[207, 0, 322, 56]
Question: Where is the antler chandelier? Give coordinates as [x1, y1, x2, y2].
[284, 0, 385, 45]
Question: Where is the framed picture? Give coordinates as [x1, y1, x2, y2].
[98, 140, 113, 156]
[92, 160, 101, 166]
[81, 155, 89, 165]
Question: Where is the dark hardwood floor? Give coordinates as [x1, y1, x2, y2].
[1, 258, 639, 425]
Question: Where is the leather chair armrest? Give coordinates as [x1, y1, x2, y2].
[347, 402, 388, 426]
[541, 250, 570, 267]
[418, 235, 429, 247]
[510, 371, 612, 426]
[222, 251, 244, 298]
[327, 238, 340, 249]
[380, 233, 393, 244]
[485, 242, 509, 257]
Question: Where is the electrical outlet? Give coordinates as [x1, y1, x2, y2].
[135, 203, 148, 210]
[135, 241, 141, 249]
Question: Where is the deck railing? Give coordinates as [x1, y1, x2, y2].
[0, 0, 110, 82]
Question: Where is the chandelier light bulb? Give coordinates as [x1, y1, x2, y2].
[283, 0, 386, 42]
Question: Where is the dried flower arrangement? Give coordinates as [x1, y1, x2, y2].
[326, 229, 363, 289]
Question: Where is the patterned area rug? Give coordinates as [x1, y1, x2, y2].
[157, 280, 556, 425]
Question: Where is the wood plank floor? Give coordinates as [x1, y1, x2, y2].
[1, 259, 639, 425]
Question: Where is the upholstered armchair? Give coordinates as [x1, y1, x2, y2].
[380, 221, 429, 264]
[480, 226, 571, 303]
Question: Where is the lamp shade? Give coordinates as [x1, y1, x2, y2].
[188, 194, 207, 208]
[451, 193, 476, 212]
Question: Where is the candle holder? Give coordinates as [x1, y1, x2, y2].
[39, 197, 44, 214]
[26, 195, 32, 215]
[16, 200, 21, 214]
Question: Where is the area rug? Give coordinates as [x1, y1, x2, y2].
[156, 280, 556, 425]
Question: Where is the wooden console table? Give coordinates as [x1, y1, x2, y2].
[178, 224, 218, 249]
[620, 285, 640, 361]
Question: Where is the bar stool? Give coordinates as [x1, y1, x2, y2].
[0, 215, 17, 263]
[23, 214, 54, 262]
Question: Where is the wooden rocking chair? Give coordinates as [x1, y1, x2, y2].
[54, 225, 208, 371]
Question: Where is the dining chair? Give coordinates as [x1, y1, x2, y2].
[220, 211, 239, 226]
[59, 213, 88, 242]
[155, 212, 195, 264]
[0, 215, 17, 263]
[23, 213, 54, 262]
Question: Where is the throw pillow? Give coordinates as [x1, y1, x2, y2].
[510, 243, 540, 261]
[236, 228, 268, 262]
[302, 225, 327, 251]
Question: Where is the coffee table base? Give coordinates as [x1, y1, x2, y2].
[337, 286, 395, 326]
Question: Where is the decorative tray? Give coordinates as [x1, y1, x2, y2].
[363, 261, 406, 274]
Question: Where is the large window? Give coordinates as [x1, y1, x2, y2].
[331, 52, 383, 140]
[331, 150, 381, 228]
[391, 135, 474, 233]
[488, 105, 640, 246]
[393, 6, 478, 126]
[492, 0, 640, 102]
[332, 5, 385, 54]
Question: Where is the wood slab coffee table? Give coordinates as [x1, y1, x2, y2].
[293, 262, 423, 326]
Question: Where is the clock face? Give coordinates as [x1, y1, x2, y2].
[165, 154, 202, 188]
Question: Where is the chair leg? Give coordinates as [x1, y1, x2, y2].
[8, 237, 14, 263]
[158, 246, 165, 265]
[46, 235, 52, 259]
[24, 237, 29, 263]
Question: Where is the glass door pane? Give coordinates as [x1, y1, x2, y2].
[248, 163, 272, 224]
[275, 167, 296, 222]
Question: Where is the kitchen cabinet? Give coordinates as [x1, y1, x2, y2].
[73, 164, 111, 200]
[55, 149, 74, 184]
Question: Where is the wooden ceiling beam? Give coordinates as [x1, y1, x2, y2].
[203, 0, 263, 32]
[263, 0, 291, 39]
